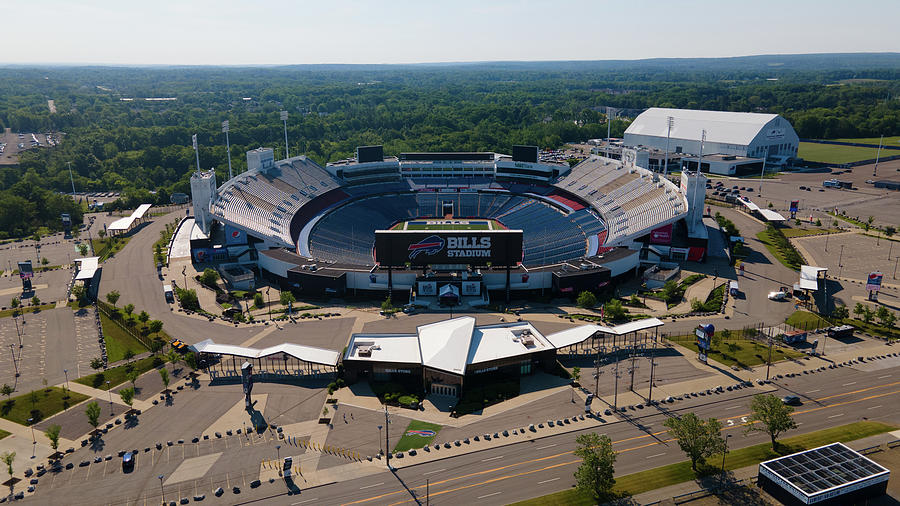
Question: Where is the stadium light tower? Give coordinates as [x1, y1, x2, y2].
[873, 134, 883, 177]
[758, 145, 770, 197]
[67, 161, 76, 198]
[663, 116, 674, 176]
[280, 111, 290, 159]
[192, 134, 201, 172]
[222, 120, 233, 180]
[605, 107, 617, 158]
[696, 129, 706, 175]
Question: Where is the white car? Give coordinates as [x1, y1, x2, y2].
[768, 291, 788, 301]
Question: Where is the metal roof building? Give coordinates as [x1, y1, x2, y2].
[624, 108, 799, 163]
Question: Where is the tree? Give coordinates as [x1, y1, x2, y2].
[10, 298, 18, 308]
[571, 366, 581, 383]
[745, 394, 798, 449]
[177, 288, 200, 311]
[380, 295, 392, 312]
[253, 292, 264, 309]
[85, 401, 101, 430]
[831, 305, 848, 320]
[885, 226, 896, 239]
[159, 368, 170, 391]
[45, 424, 61, 451]
[1, 451, 14, 483]
[31, 296, 40, 306]
[71, 283, 86, 304]
[148, 320, 163, 335]
[604, 299, 627, 321]
[576, 291, 597, 309]
[123, 303, 134, 316]
[119, 387, 135, 410]
[691, 298, 704, 312]
[199, 268, 219, 287]
[123, 349, 136, 363]
[862, 306, 875, 324]
[876, 306, 896, 328]
[664, 412, 726, 473]
[184, 352, 198, 370]
[138, 311, 150, 325]
[98, 229, 106, 240]
[660, 280, 679, 303]
[166, 349, 179, 365]
[106, 290, 120, 307]
[0, 384, 13, 401]
[574, 432, 616, 500]
[853, 302, 866, 320]
[77, 243, 89, 256]
[90, 357, 104, 370]
[126, 369, 139, 389]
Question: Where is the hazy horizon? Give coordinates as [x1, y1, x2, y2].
[4, 0, 899, 66]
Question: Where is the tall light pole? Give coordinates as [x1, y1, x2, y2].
[696, 129, 707, 175]
[721, 434, 732, 474]
[266, 287, 272, 321]
[67, 161, 77, 199]
[107, 380, 113, 415]
[276, 444, 281, 462]
[28, 418, 35, 458]
[281, 111, 290, 159]
[63, 368, 69, 392]
[223, 120, 233, 180]
[758, 145, 769, 197]
[663, 116, 674, 176]
[605, 107, 616, 159]
[838, 245, 845, 277]
[377, 424, 383, 455]
[873, 135, 883, 177]
[158, 474, 165, 504]
[9, 344, 19, 377]
[613, 347, 620, 411]
[192, 134, 201, 173]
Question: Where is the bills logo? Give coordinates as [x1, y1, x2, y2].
[408, 235, 444, 259]
[405, 430, 436, 437]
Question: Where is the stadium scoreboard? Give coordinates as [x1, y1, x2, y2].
[375, 229, 523, 267]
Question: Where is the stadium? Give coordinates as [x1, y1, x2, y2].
[189, 143, 707, 305]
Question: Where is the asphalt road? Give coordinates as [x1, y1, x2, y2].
[29, 361, 900, 505]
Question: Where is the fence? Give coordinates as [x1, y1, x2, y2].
[96, 301, 154, 350]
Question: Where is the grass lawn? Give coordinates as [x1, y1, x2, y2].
[829, 136, 900, 147]
[0, 304, 55, 319]
[798, 142, 883, 164]
[839, 318, 900, 340]
[0, 430, 9, 440]
[75, 355, 164, 390]
[786, 310, 831, 330]
[393, 420, 442, 452]
[756, 229, 803, 271]
[509, 421, 895, 506]
[99, 311, 149, 363]
[91, 236, 131, 262]
[780, 227, 840, 238]
[668, 337, 803, 369]
[0, 387, 90, 425]
[405, 223, 490, 230]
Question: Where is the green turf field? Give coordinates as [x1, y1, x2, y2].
[404, 220, 494, 230]
[829, 136, 900, 147]
[798, 142, 884, 164]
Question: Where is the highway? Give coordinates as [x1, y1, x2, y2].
[273, 363, 900, 506]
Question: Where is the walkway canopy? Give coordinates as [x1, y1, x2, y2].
[193, 339, 340, 366]
[108, 203, 152, 235]
[799, 265, 827, 291]
[74, 257, 100, 281]
[758, 209, 786, 222]
[545, 318, 665, 349]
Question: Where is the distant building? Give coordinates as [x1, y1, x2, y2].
[624, 107, 799, 175]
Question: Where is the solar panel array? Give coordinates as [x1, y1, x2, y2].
[761, 443, 888, 496]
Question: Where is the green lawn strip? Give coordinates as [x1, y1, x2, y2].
[99, 311, 149, 363]
[828, 212, 865, 228]
[0, 430, 10, 440]
[829, 136, 900, 146]
[0, 387, 90, 426]
[668, 337, 802, 368]
[785, 310, 831, 330]
[392, 420, 442, 452]
[797, 142, 883, 164]
[0, 304, 55, 318]
[509, 421, 895, 506]
[91, 236, 131, 262]
[838, 318, 900, 340]
[780, 228, 840, 238]
[755, 228, 803, 271]
[75, 355, 163, 391]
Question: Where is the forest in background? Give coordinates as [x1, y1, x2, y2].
[0, 53, 899, 238]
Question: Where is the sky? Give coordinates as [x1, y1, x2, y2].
[4, 0, 899, 65]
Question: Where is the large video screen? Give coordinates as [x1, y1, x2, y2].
[512, 145, 539, 163]
[356, 145, 384, 163]
[375, 230, 523, 267]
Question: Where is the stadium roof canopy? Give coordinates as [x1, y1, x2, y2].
[74, 257, 100, 281]
[759, 442, 889, 504]
[625, 107, 779, 146]
[108, 203, 152, 232]
[192, 339, 340, 366]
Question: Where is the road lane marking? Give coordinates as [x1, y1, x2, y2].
[359, 482, 384, 490]
[843, 382, 857, 386]
[291, 499, 319, 505]
[536, 444, 557, 450]
[481, 456, 504, 462]
[646, 453, 666, 459]
[827, 413, 844, 418]
[868, 405, 882, 410]
[349, 387, 900, 506]
[538, 477, 560, 484]
[879, 375, 892, 379]
[476, 492, 501, 499]
[724, 406, 740, 410]
[806, 389, 820, 394]
[423, 469, 446, 475]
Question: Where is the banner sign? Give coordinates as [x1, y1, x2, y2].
[225, 224, 247, 246]
[789, 200, 799, 214]
[650, 224, 673, 245]
[418, 281, 437, 296]
[866, 272, 884, 292]
[375, 230, 523, 267]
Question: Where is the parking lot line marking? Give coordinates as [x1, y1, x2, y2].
[827, 413, 844, 419]
[359, 482, 384, 490]
[538, 478, 560, 484]
[806, 389, 820, 394]
[646, 452, 666, 459]
[291, 499, 319, 505]
[477, 492, 501, 499]
[879, 375, 892, 379]
[536, 444, 557, 450]
[843, 382, 857, 386]
[423, 469, 446, 475]
[868, 405, 882, 410]
[482, 456, 504, 462]
[724, 405, 740, 410]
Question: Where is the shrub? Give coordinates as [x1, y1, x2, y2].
[576, 291, 597, 309]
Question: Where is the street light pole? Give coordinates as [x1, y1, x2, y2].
[63, 368, 69, 399]
[721, 434, 732, 474]
[9, 344, 19, 377]
[276, 444, 281, 462]
[266, 288, 272, 321]
[384, 406, 392, 470]
[377, 425, 383, 455]
[28, 418, 36, 459]
[158, 474, 165, 504]
[765, 337, 774, 381]
[107, 381, 113, 415]
[838, 245, 845, 277]
[613, 347, 620, 411]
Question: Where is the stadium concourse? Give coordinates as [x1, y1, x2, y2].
[188, 144, 707, 302]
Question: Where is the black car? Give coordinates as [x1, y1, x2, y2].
[782, 395, 801, 406]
